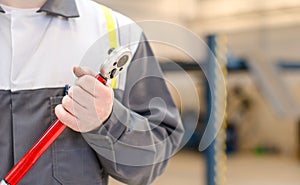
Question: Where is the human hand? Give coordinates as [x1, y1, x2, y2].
[55, 66, 114, 132]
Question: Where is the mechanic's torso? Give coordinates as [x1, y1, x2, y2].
[0, 1, 111, 184]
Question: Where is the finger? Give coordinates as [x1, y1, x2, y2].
[75, 75, 108, 97]
[62, 95, 86, 118]
[73, 66, 96, 78]
[55, 104, 80, 132]
[66, 86, 96, 112]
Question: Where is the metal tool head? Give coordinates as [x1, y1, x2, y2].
[100, 47, 133, 80]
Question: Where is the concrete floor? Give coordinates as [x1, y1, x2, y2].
[109, 150, 300, 185]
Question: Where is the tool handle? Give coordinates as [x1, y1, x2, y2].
[4, 120, 66, 185]
[4, 74, 107, 185]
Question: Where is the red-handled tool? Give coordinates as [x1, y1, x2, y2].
[1, 48, 132, 185]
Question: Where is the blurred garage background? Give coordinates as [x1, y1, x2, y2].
[96, 0, 300, 184]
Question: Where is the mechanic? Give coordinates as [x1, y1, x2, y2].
[0, 0, 183, 184]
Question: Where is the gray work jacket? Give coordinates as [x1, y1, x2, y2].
[0, 0, 183, 184]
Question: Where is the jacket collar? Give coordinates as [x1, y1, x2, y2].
[0, 6, 4, 13]
[0, 0, 79, 18]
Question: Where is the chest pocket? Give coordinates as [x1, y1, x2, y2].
[50, 96, 104, 185]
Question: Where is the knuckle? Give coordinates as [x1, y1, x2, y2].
[72, 86, 85, 99]
[77, 75, 92, 85]
[62, 96, 73, 109]
[54, 105, 63, 118]
[61, 110, 68, 119]
[62, 96, 68, 105]
[72, 85, 81, 94]
[54, 105, 59, 114]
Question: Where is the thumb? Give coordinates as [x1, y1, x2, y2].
[73, 66, 96, 78]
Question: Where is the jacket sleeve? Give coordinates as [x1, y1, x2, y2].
[83, 34, 184, 185]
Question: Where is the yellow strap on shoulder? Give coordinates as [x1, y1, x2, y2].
[102, 5, 118, 89]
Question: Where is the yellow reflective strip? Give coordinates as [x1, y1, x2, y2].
[110, 77, 117, 88]
[102, 5, 118, 89]
[102, 5, 118, 49]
